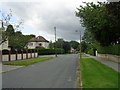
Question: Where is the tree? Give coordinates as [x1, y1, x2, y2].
[105, 2, 120, 44]
[80, 41, 87, 52]
[0, 10, 23, 45]
[49, 41, 54, 49]
[70, 41, 79, 49]
[76, 2, 120, 46]
[63, 41, 71, 53]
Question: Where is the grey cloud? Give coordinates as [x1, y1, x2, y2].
[107, 0, 120, 2]
[0, 1, 85, 41]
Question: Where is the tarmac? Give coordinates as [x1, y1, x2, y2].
[1, 54, 120, 73]
[1, 65, 23, 73]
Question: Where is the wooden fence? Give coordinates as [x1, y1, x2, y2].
[2, 49, 38, 62]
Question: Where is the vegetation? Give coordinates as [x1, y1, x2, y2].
[76, 2, 120, 46]
[3, 57, 52, 66]
[0, 10, 35, 49]
[36, 48, 65, 55]
[97, 44, 120, 55]
[49, 38, 79, 53]
[80, 57, 119, 88]
[76, 2, 120, 55]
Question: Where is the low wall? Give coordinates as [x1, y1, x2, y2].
[97, 53, 120, 63]
[2, 52, 38, 62]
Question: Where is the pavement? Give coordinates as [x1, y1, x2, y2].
[2, 54, 78, 88]
[2, 65, 23, 73]
[86, 54, 120, 72]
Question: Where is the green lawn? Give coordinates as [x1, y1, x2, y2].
[80, 57, 119, 88]
[3, 57, 52, 66]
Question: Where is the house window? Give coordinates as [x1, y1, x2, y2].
[39, 43, 42, 46]
[29, 43, 33, 46]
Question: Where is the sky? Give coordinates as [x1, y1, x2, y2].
[0, 0, 108, 42]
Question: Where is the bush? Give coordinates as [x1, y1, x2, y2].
[36, 48, 65, 55]
[97, 44, 120, 55]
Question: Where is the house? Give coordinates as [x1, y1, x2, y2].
[0, 39, 9, 50]
[2, 40, 9, 50]
[26, 36, 49, 49]
[70, 47, 76, 53]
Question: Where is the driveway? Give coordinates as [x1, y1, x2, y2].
[2, 54, 79, 88]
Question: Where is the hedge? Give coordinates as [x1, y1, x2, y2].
[36, 48, 65, 55]
[97, 44, 120, 55]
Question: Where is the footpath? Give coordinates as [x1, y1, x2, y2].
[86, 54, 120, 72]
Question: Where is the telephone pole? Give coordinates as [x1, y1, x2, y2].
[54, 27, 57, 57]
[76, 30, 82, 59]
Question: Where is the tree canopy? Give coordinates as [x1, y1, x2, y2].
[76, 2, 120, 46]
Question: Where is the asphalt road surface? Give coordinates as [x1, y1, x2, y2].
[2, 54, 79, 88]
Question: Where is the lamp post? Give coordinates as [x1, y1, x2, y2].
[54, 27, 57, 57]
[0, 20, 3, 62]
[76, 30, 82, 59]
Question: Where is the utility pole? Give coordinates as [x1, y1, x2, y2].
[79, 30, 82, 59]
[54, 27, 57, 57]
[0, 20, 3, 62]
[76, 30, 82, 59]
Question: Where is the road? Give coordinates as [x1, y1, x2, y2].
[2, 54, 79, 88]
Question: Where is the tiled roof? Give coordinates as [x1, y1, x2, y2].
[29, 36, 49, 42]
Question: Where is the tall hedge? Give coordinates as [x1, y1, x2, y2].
[36, 48, 65, 55]
[97, 44, 120, 55]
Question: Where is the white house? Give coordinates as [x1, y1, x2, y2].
[26, 36, 49, 49]
[1, 40, 9, 50]
[0, 40, 9, 50]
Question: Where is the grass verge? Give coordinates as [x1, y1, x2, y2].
[3, 57, 52, 66]
[80, 57, 119, 88]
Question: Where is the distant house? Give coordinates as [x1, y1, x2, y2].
[70, 47, 76, 53]
[26, 36, 49, 49]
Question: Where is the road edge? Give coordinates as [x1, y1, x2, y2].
[76, 54, 83, 89]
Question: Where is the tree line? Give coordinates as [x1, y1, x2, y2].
[76, 2, 120, 54]
[76, 2, 120, 46]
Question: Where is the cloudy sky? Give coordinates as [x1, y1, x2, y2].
[0, 0, 107, 42]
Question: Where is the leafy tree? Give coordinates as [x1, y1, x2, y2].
[76, 2, 120, 46]
[6, 25, 15, 36]
[49, 41, 54, 49]
[105, 2, 120, 44]
[0, 10, 23, 45]
[80, 41, 87, 52]
[70, 41, 79, 49]
[63, 41, 71, 53]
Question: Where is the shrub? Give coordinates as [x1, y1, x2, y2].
[97, 44, 120, 55]
[36, 48, 65, 55]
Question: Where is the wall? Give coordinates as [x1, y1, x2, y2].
[36, 42, 49, 48]
[27, 42, 49, 49]
[2, 52, 38, 62]
[2, 40, 9, 50]
[97, 53, 120, 63]
[27, 42, 36, 49]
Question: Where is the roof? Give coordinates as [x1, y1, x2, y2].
[29, 36, 49, 42]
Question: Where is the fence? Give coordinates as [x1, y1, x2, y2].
[2, 49, 38, 62]
[97, 53, 120, 63]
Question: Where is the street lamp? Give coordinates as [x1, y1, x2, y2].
[0, 20, 3, 62]
[54, 27, 57, 57]
[76, 30, 82, 59]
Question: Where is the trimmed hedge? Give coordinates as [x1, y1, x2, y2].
[36, 48, 65, 55]
[97, 44, 120, 55]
